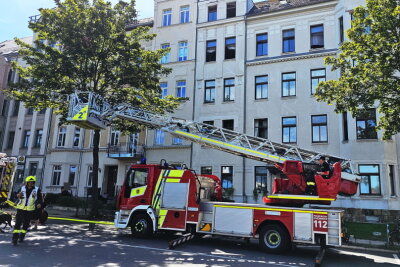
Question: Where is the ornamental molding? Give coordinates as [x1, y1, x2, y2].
[246, 49, 338, 66]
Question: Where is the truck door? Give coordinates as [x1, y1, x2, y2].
[157, 172, 188, 231]
[122, 168, 150, 207]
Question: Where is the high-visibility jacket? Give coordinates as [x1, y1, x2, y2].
[15, 186, 40, 211]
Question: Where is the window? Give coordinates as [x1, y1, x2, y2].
[73, 127, 80, 147]
[161, 43, 170, 64]
[282, 72, 296, 97]
[203, 120, 214, 126]
[69, 165, 77, 185]
[180, 6, 190, 23]
[312, 115, 328, 143]
[206, 40, 216, 62]
[359, 164, 381, 195]
[282, 117, 297, 143]
[255, 166, 268, 193]
[27, 108, 34, 115]
[223, 78, 235, 101]
[176, 80, 186, 97]
[172, 137, 182, 145]
[162, 9, 172, 26]
[225, 37, 236, 59]
[12, 101, 20, 116]
[255, 75, 268, 99]
[208, 5, 217, 21]
[125, 168, 148, 198]
[7, 131, 15, 149]
[155, 129, 165, 145]
[178, 41, 188, 61]
[204, 80, 215, 103]
[87, 166, 93, 187]
[57, 127, 66, 147]
[310, 24, 324, 49]
[356, 109, 377, 139]
[110, 129, 120, 146]
[39, 108, 46, 114]
[226, 2, 236, 18]
[254, 119, 268, 139]
[34, 129, 43, 148]
[160, 82, 168, 99]
[52, 165, 62, 186]
[389, 165, 395, 196]
[29, 162, 38, 176]
[311, 69, 326, 94]
[343, 112, 349, 141]
[339, 16, 344, 43]
[22, 130, 31, 148]
[222, 119, 234, 131]
[201, 166, 212, 175]
[1, 99, 8, 116]
[282, 29, 295, 53]
[7, 69, 14, 84]
[256, 33, 268, 56]
[221, 166, 233, 189]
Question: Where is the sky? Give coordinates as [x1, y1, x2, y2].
[0, 0, 154, 42]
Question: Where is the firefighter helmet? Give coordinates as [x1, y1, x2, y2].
[25, 176, 37, 182]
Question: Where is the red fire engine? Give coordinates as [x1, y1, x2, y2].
[67, 92, 361, 254]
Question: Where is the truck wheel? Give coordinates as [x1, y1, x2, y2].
[131, 214, 153, 238]
[259, 224, 290, 254]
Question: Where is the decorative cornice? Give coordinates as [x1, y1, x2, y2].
[246, 49, 338, 66]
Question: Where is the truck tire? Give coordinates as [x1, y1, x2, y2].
[131, 214, 153, 238]
[259, 224, 290, 254]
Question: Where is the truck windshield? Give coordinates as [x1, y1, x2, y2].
[126, 168, 148, 188]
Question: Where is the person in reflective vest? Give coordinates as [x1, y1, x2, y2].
[12, 176, 43, 245]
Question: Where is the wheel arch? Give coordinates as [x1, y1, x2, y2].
[126, 205, 156, 231]
[256, 219, 291, 239]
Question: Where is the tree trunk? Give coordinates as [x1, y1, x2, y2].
[90, 129, 100, 217]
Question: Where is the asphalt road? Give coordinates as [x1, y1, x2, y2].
[0, 219, 399, 267]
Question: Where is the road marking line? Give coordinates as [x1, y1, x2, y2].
[63, 236, 300, 267]
[393, 254, 400, 264]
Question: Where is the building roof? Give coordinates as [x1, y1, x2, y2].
[0, 36, 33, 57]
[248, 0, 335, 16]
[126, 17, 154, 31]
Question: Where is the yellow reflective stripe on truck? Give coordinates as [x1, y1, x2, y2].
[214, 204, 328, 215]
[175, 130, 286, 162]
[167, 170, 184, 177]
[165, 178, 180, 183]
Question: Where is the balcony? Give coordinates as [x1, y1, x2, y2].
[107, 142, 143, 159]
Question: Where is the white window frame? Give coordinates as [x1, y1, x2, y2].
[52, 165, 62, 186]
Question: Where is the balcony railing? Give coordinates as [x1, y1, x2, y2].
[107, 142, 143, 159]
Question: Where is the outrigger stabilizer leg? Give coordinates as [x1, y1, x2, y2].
[168, 233, 195, 249]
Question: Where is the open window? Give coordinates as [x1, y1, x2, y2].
[124, 168, 148, 198]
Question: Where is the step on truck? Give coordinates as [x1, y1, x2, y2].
[67, 92, 359, 253]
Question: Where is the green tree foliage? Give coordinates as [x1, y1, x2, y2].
[6, 0, 179, 216]
[316, 0, 400, 139]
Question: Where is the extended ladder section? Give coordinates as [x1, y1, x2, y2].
[67, 92, 359, 183]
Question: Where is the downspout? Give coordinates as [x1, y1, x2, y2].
[242, 13, 248, 203]
[190, 1, 200, 169]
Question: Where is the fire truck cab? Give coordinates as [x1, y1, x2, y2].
[115, 163, 344, 253]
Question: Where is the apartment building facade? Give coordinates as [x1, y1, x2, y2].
[0, 36, 54, 191]
[147, 0, 400, 211]
[2, 0, 398, 212]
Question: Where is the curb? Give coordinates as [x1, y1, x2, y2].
[339, 245, 399, 254]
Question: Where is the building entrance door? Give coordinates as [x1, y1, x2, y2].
[106, 166, 118, 198]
